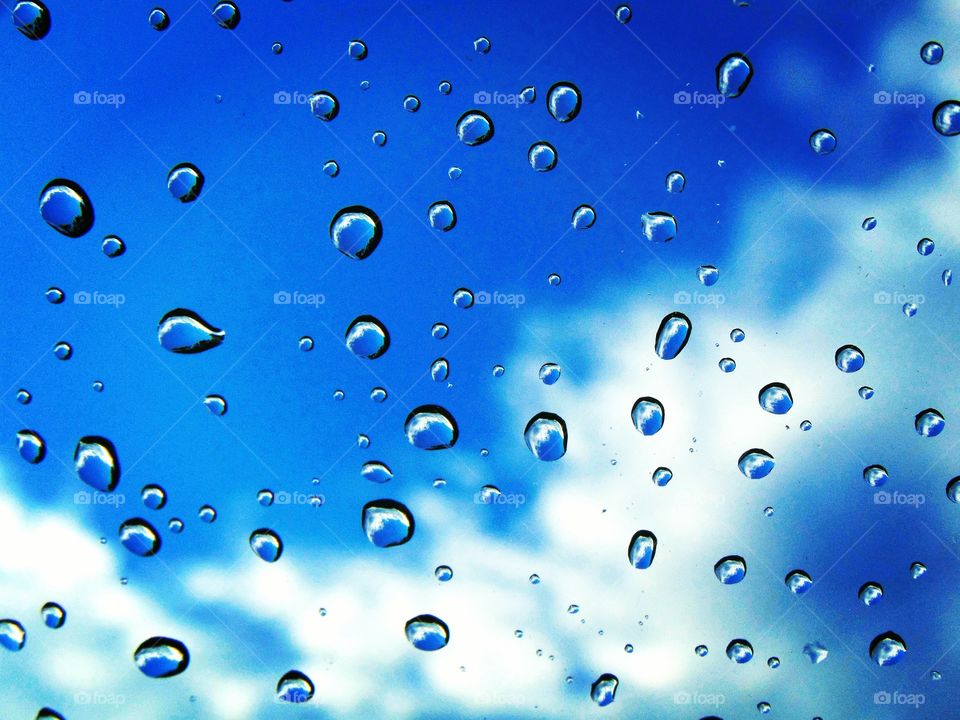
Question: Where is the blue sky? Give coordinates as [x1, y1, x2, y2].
[2, 0, 960, 717]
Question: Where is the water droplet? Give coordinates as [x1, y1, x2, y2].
[921, 41, 944, 65]
[631, 397, 664, 435]
[402, 94, 421, 113]
[716, 53, 754, 98]
[158, 309, 225, 354]
[74, 436, 119, 491]
[911, 561, 927, 579]
[0, 619, 26, 651]
[271, 41, 283, 54]
[615, 5, 632, 23]
[652, 466, 673, 486]
[309, 91, 339, 121]
[53, 341, 72, 360]
[435, 565, 453, 582]
[473, 36, 491, 54]
[119, 518, 161, 557]
[361, 461, 393, 484]
[362, 499, 414, 547]
[758, 383, 793, 414]
[767, 656, 780, 668]
[726, 639, 754, 663]
[100, 235, 125, 258]
[203, 394, 227, 416]
[944, 269, 953, 286]
[134, 637, 189, 678]
[520, 86, 536, 104]
[738, 449, 775, 479]
[696, 644, 709, 657]
[863, 464, 889, 488]
[330, 206, 382, 260]
[277, 670, 314, 703]
[16, 389, 31, 405]
[546, 82, 582, 123]
[13, 1, 50, 39]
[211, 1, 240, 29]
[371, 130, 388, 147]
[719, 357, 736, 372]
[665, 170, 685, 192]
[730, 328, 745, 342]
[428, 201, 457, 231]
[39, 180, 93, 237]
[714, 556, 747, 584]
[249, 528, 283, 562]
[918, 237, 935, 256]
[404, 405, 458, 450]
[322, 160, 339, 177]
[348, 39, 367, 60]
[438, 80, 452, 95]
[40, 602, 65, 629]
[456, 110, 494, 146]
[870, 632, 907, 666]
[431, 358, 449, 382]
[45, 287, 64, 304]
[168, 518, 183, 533]
[17, 430, 45, 464]
[166, 163, 204, 203]
[148, 7, 169, 31]
[432, 322, 449, 339]
[406, 614, 450, 650]
[862, 216, 878, 230]
[809, 129, 837, 155]
[198, 505, 217, 523]
[548, 273, 562, 286]
[835, 344, 865, 372]
[345, 315, 390, 359]
[572, 205, 596, 229]
[528, 141, 558, 172]
[257, 489, 274, 507]
[628, 530, 657, 569]
[859, 582, 884, 606]
[370, 387, 387, 403]
[785, 569, 813, 595]
[453, 288, 475, 309]
[915, 408, 945, 437]
[448, 166, 461, 180]
[141, 484, 167, 510]
[859, 386, 875, 400]
[492, 364, 505, 377]
[640, 211, 677, 243]
[539, 363, 561, 385]
[524, 412, 568, 461]
[655, 312, 691, 359]
[697, 265, 719, 286]
[590, 673, 619, 706]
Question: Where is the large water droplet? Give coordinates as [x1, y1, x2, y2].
[309, 90, 339, 120]
[714, 556, 747, 584]
[405, 614, 449, 651]
[119, 518, 161, 557]
[809, 129, 837, 155]
[74, 436, 119, 492]
[640, 211, 677, 243]
[17, 430, 45, 464]
[211, 1, 240, 28]
[13, 1, 50, 39]
[546, 82, 582, 122]
[0, 619, 26, 651]
[738, 449, 775, 479]
[348, 40, 367, 60]
[404, 405, 459, 450]
[785, 569, 813, 595]
[933, 101, 960, 136]
[921, 41, 944, 65]
[590, 673, 618, 706]
[870, 632, 907, 666]
[758, 383, 793, 414]
[166, 163, 204, 203]
[528, 142, 558, 172]
[249, 528, 283, 562]
[134, 637, 189, 678]
[345, 315, 390, 359]
[158, 309, 225, 354]
[655, 312, 691, 359]
[628, 530, 657, 569]
[141, 484, 167, 509]
[362, 499, 414, 547]
[915, 408, 945, 437]
[428, 201, 457, 231]
[539, 363, 561, 385]
[717, 53, 754, 98]
[631, 397, 664, 435]
[361, 461, 393, 484]
[40, 602, 65, 629]
[456, 110, 494, 146]
[330, 206, 382, 260]
[572, 205, 596, 229]
[524, 412, 568, 461]
[430, 358, 449, 382]
[277, 670, 314, 703]
[859, 582, 883, 606]
[39, 180, 93, 237]
[726, 639, 754, 663]
[835, 345, 864, 372]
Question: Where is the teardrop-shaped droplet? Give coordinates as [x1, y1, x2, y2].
[40, 602, 65, 629]
[0, 619, 26, 651]
[590, 673, 618, 707]
[785, 569, 813, 595]
[249, 528, 283, 562]
[546, 82, 582, 123]
[330, 205, 382, 259]
[39, 179, 93, 237]
[13, 1, 50, 40]
[859, 582, 883, 606]
[405, 614, 449, 651]
[835, 344, 864, 372]
[809, 129, 837, 155]
[528, 141, 558, 172]
[665, 170, 685, 192]
[211, 1, 240, 28]
[640, 211, 677, 243]
[519, 86, 536, 104]
[345, 315, 390, 359]
[716, 52, 754, 98]
[158, 309, 225, 354]
[738, 449, 774, 479]
[404, 405, 459, 450]
[655, 312, 691, 359]
[74, 436, 119, 492]
[119, 518, 161, 557]
[277, 670, 314, 703]
[870, 632, 907, 666]
[166, 163, 204, 202]
[572, 205, 596, 229]
[362, 499, 415, 547]
[203, 394, 227, 416]
[524, 412, 567, 461]
[17, 430, 45, 464]
[933, 100, 960, 136]
[539, 363, 561, 385]
[714, 556, 747, 584]
[134, 637, 190, 678]
[361, 461, 393, 484]
[726, 638, 754, 663]
[915, 408, 945, 437]
[456, 110, 494, 146]
[428, 201, 457, 231]
[430, 357, 449, 382]
[652, 466, 673, 486]
[631, 397, 664, 435]
[628, 530, 657, 569]
[758, 383, 793, 414]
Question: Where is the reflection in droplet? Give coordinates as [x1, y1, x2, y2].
[547, 82, 582, 123]
[249, 528, 283, 562]
[13, 1, 50, 40]
[17, 430, 45, 464]
[277, 670, 314, 703]
[119, 518, 161, 557]
[309, 91, 339, 121]
[640, 211, 677, 243]
[927, 100, 953, 134]
[362, 499, 415, 547]
[665, 170, 685, 192]
[590, 673, 618, 706]
[714, 556, 747, 584]
[148, 8, 169, 30]
[158, 309, 225, 354]
[655, 312, 691, 359]
[74, 436, 119, 492]
[572, 205, 596, 229]
[0, 619, 26, 651]
[134, 637, 190, 678]
[528, 142, 558, 172]
[405, 405, 459, 450]
[524, 412, 568, 461]
[431, 358, 449, 382]
[738, 449, 775, 479]
[53, 342, 72, 360]
[785, 569, 813, 595]
[40, 602, 65, 629]
[652, 466, 673, 486]
[921, 41, 944, 65]
[726, 639, 754, 663]
[473, 36, 491, 54]
[348, 40, 367, 60]
[835, 345, 865, 373]
[870, 632, 907, 666]
[403, 95, 420, 112]
[628, 530, 657, 569]
[863, 464, 889, 488]
[405, 614, 450, 650]
[809, 129, 837, 155]
[915, 408, 945, 437]
[539, 363, 561, 385]
[716, 53, 754, 98]
[345, 315, 390, 359]
[428, 201, 457, 231]
[859, 582, 884, 606]
[211, 1, 240, 29]
[758, 383, 793, 414]
[39, 180, 94, 237]
[361, 461, 393, 484]
[631, 397, 664, 435]
[456, 110, 494, 146]
[911, 561, 927, 579]
[142, 484, 167, 510]
[330, 206, 382, 260]
[203, 395, 227, 416]
[697, 265, 719, 286]
[918, 237, 935, 256]
[167, 163, 204, 202]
